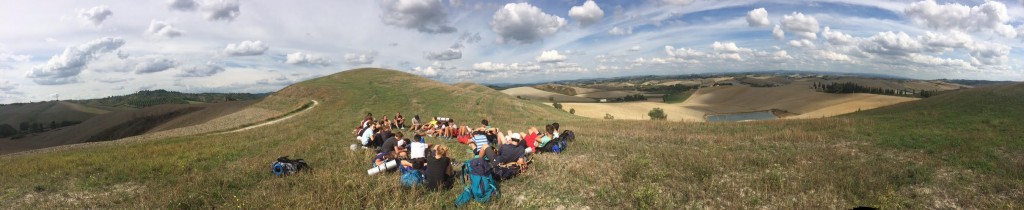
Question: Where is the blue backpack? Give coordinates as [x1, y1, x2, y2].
[400, 168, 424, 188]
[455, 158, 498, 206]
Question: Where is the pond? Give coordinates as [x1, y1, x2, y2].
[705, 110, 779, 122]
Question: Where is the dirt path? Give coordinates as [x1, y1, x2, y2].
[222, 100, 319, 134]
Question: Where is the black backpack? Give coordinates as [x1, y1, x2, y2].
[272, 156, 310, 176]
[560, 130, 575, 142]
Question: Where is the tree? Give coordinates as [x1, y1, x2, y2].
[50, 121, 57, 130]
[569, 108, 575, 114]
[648, 107, 667, 120]
[553, 102, 563, 110]
[0, 124, 17, 138]
[548, 96, 555, 102]
[604, 113, 615, 120]
[19, 122, 29, 132]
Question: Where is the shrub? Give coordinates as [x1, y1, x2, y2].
[553, 102, 563, 110]
[569, 108, 575, 114]
[648, 108, 667, 120]
[604, 113, 615, 119]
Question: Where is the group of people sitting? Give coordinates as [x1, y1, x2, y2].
[352, 112, 573, 194]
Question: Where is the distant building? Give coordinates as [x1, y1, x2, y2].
[599, 99, 608, 103]
[712, 82, 734, 87]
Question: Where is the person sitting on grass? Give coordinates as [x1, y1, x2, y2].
[356, 121, 377, 148]
[425, 144, 453, 191]
[379, 132, 405, 155]
[536, 124, 557, 153]
[395, 112, 406, 129]
[551, 122, 560, 138]
[409, 114, 421, 131]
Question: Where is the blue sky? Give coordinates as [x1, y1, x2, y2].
[1, 0, 1023, 103]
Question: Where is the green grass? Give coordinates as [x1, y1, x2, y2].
[1, 68, 1021, 209]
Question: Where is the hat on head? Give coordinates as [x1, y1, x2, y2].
[510, 132, 522, 140]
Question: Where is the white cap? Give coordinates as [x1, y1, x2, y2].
[510, 132, 522, 140]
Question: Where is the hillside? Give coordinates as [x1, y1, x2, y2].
[500, 86, 595, 102]
[0, 69, 1020, 209]
[73, 89, 268, 108]
[0, 101, 114, 131]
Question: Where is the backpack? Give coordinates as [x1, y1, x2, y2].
[552, 139, 568, 153]
[560, 130, 575, 142]
[455, 158, 499, 206]
[493, 163, 521, 181]
[400, 169, 424, 188]
[271, 156, 309, 176]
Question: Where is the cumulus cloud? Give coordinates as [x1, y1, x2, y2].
[286, 52, 331, 66]
[472, 62, 541, 71]
[788, 39, 816, 49]
[25, 37, 125, 85]
[78, 6, 113, 26]
[746, 8, 770, 27]
[222, 40, 269, 56]
[167, 0, 198, 11]
[664, 46, 706, 59]
[491, 3, 566, 44]
[569, 0, 604, 27]
[201, 0, 240, 21]
[145, 20, 185, 39]
[608, 26, 632, 35]
[536, 50, 567, 63]
[133, 57, 177, 74]
[822, 27, 857, 46]
[815, 50, 852, 62]
[379, 0, 456, 34]
[425, 48, 462, 61]
[780, 12, 819, 40]
[905, 0, 1015, 38]
[968, 42, 1010, 66]
[712, 42, 752, 53]
[176, 63, 225, 77]
[411, 66, 439, 77]
[0, 45, 31, 63]
[908, 53, 971, 67]
[629, 46, 641, 52]
[344, 52, 377, 65]
[919, 31, 971, 53]
[772, 25, 785, 40]
[860, 31, 923, 56]
[0, 80, 18, 93]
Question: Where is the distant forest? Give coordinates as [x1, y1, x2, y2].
[73, 89, 269, 108]
[814, 82, 935, 98]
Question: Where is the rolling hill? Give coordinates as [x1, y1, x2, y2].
[0, 68, 1020, 209]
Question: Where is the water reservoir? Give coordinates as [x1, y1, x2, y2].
[705, 110, 779, 122]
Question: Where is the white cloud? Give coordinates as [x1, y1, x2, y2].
[860, 31, 923, 56]
[772, 25, 785, 40]
[344, 52, 377, 65]
[629, 45, 641, 51]
[919, 31, 971, 53]
[905, 0, 1015, 38]
[908, 53, 971, 67]
[746, 8, 770, 27]
[815, 50, 852, 62]
[25, 37, 125, 85]
[491, 3, 566, 44]
[822, 27, 857, 46]
[286, 52, 331, 66]
[472, 62, 540, 71]
[569, 0, 604, 27]
[167, 0, 197, 11]
[200, 0, 240, 21]
[145, 20, 185, 39]
[780, 12, 819, 40]
[770, 50, 792, 60]
[411, 66, 439, 77]
[222, 40, 269, 56]
[968, 41, 1010, 66]
[712, 41, 751, 53]
[379, 0, 456, 34]
[78, 6, 113, 26]
[176, 63, 225, 77]
[608, 26, 632, 35]
[133, 57, 177, 74]
[0, 80, 18, 93]
[0, 45, 31, 62]
[424, 48, 462, 61]
[536, 50, 568, 63]
[788, 39, 816, 49]
[664, 46, 706, 59]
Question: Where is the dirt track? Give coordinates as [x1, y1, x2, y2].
[223, 100, 318, 133]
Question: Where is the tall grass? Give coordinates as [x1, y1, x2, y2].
[0, 69, 1021, 209]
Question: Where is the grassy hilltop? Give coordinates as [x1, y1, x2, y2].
[1, 68, 1022, 209]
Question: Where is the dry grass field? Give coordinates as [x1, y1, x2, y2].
[1, 68, 1021, 209]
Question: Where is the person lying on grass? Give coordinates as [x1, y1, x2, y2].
[425, 144, 454, 191]
[497, 132, 527, 167]
[536, 124, 557, 153]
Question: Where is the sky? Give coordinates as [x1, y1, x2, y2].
[1, 0, 1024, 103]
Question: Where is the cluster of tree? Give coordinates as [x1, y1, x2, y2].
[648, 108, 667, 120]
[815, 82, 941, 98]
[0, 121, 82, 138]
[73, 89, 268, 108]
[612, 94, 648, 102]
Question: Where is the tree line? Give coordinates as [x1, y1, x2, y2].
[0, 120, 82, 139]
[813, 82, 936, 98]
